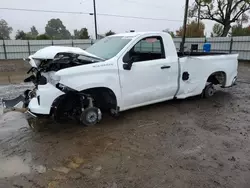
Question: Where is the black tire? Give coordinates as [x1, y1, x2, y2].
[80, 107, 100, 126]
[203, 84, 215, 98]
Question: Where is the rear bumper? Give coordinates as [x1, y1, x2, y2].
[231, 76, 237, 86]
[222, 76, 237, 88]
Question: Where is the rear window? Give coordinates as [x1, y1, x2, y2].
[134, 37, 162, 53]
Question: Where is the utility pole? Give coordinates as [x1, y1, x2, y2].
[93, 0, 98, 40]
[197, 0, 201, 30]
[180, 0, 189, 54]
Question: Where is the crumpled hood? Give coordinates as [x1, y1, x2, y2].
[26, 46, 101, 68]
[29, 46, 99, 60]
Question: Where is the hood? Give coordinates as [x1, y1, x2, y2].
[30, 46, 100, 60]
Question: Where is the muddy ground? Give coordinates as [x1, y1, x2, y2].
[0, 63, 250, 188]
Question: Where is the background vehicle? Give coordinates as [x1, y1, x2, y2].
[3, 32, 238, 126]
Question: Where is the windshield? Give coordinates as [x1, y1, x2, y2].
[85, 36, 132, 60]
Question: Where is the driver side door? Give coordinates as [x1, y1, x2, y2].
[118, 36, 178, 110]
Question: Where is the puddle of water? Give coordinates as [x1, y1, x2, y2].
[0, 153, 46, 178]
[0, 155, 31, 178]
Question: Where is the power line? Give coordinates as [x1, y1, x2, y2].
[0, 7, 182, 22]
[0, 7, 90, 15]
[120, 0, 164, 9]
[98, 13, 181, 22]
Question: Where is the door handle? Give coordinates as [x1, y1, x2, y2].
[161, 65, 171, 69]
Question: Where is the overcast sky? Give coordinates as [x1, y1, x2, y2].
[0, 0, 214, 39]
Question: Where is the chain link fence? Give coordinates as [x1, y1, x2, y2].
[0, 39, 95, 60]
[174, 36, 250, 60]
[0, 37, 250, 60]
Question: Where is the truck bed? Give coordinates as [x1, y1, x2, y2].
[177, 51, 228, 58]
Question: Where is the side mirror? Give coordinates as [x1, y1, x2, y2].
[123, 63, 132, 70]
[123, 52, 133, 70]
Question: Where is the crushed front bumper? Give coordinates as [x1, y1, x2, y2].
[0, 93, 51, 132]
[1, 83, 64, 116]
[1, 95, 25, 109]
[1, 89, 36, 115]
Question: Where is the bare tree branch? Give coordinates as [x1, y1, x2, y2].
[190, 0, 250, 36]
[217, 0, 225, 19]
[199, 15, 223, 24]
[226, 0, 233, 17]
[222, 0, 228, 11]
[231, 3, 250, 22]
[231, 0, 246, 12]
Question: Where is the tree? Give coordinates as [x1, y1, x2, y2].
[30, 26, 39, 37]
[176, 20, 205, 37]
[36, 34, 51, 40]
[15, 30, 27, 40]
[45, 18, 71, 39]
[0, 19, 13, 39]
[231, 24, 250, 36]
[73, 28, 89, 39]
[211, 23, 223, 37]
[15, 29, 38, 40]
[189, 0, 250, 37]
[105, 30, 116, 36]
[163, 29, 175, 37]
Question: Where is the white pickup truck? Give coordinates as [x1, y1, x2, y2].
[3, 32, 238, 126]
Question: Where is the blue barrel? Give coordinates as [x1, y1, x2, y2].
[203, 43, 211, 52]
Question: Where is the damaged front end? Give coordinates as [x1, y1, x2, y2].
[1, 46, 104, 128]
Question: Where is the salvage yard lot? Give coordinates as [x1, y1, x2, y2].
[0, 62, 250, 188]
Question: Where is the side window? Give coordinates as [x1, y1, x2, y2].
[130, 36, 165, 63]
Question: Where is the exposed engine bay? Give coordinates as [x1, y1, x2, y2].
[24, 52, 103, 87]
[37, 52, 102, 72]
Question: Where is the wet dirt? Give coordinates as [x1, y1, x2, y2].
[0, 63, 250, 188]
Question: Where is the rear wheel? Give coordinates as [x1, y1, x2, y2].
[203, 84, 215, 98]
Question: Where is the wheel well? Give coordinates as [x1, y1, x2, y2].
[50, 92, 82, 116]
[207, 71, 226, 86]
[81, 87, 117, 112]
[50, 87, 117, 116]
